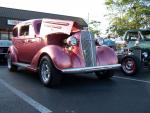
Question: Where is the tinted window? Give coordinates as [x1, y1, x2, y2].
[13, 28, 18, 37]
[20, 25, 29, 36]
[36, 22, 41, 34]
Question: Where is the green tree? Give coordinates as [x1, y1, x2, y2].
[88, 20, 101, 36]
[105, 0, 150, 36]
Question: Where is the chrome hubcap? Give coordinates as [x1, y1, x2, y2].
[122, 58, 135, 73]
[41, 60, 51, 83]
[125, 61, 134, 70]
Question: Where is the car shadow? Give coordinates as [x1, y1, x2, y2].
[10, 68, 117, 90]
[59, 73, 117, 89]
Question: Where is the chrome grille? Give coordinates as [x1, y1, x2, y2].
[80, 31, 96, 67]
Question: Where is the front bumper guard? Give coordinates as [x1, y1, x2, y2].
[61, 64, 121, 73]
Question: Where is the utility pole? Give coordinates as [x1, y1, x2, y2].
[88, 12, 90, 30]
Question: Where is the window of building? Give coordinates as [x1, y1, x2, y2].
[0, 31, 9, 40]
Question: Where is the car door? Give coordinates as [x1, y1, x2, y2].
[12, 27, 26, 62]
[19, 23, 43, 63]
[16, 24, 31, 63]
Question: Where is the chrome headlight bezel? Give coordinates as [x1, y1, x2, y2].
[142, 52, 148, 58]
[67, 36, 78, 46]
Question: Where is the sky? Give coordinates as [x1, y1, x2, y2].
[0, 0, 109, 35]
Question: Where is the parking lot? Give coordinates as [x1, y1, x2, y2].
[1, 63, 150, 113]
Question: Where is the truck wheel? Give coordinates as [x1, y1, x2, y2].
[95, 70, 114, 79]
[39, 56, 62, 87]
[7, 53, 17, 72]
[121, 55, 141, 76]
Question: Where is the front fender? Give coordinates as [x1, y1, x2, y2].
[31, 45, 72, 70]
[96, 46, 118, 65]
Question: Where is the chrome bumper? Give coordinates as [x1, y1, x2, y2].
[61, 64, 121, 73]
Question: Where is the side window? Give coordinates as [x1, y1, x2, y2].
[12, 28, 18, 37]
[35, 22, 41, 34]
[20, 25, 29, 36]
[37, 23, 41, 34]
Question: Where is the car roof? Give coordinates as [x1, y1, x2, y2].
[13, 19, 42, 28]
[13, 18, 80, 29]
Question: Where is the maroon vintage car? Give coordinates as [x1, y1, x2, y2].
[7, 18, 121, 87]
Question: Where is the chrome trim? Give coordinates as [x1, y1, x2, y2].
[80, 31, 84, 62]
[80, 31, 96, 67]
[0, 53, 8, 55]
[13, 62, 30, 67]
[13, 62, 36, 71]
[89, 32, 94, 66]
[61, 64, 121, 73]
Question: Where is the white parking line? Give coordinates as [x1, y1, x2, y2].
[0, 79, 52, 113]
[113, 76, 150, 84]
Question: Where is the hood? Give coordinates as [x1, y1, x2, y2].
[40, 19, 74, 36]
[127, 41, 150, 49]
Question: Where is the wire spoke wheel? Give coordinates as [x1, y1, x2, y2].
[122, 58, 135, 74]
[41, 60, 51, 83]
[121, 55, 141, 76]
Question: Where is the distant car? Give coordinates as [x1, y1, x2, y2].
[120, 29, 150, 75]
[0, 40, 12, 62]
[8, 18, 120, 87]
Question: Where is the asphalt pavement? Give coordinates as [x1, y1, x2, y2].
[0, 63, 150, 113]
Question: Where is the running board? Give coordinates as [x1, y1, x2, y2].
[13, 62, 30, 68]
[61, 64, 121, 73]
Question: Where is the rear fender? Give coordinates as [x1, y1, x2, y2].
[30, 45, 72, 70]
[7, 45, 18, 62]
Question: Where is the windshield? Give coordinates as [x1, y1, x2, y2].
[125, 32, 140, 41]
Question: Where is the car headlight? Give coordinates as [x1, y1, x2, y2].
[96, 38, 104, 45]
[134, 40, 139, 46]
[142, 52, 148, 58]
[66, 36, 78, 46]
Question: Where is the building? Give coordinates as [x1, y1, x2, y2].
[0, 6, 87, 40]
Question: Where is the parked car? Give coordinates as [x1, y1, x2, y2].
[8, 18, 121, 87]
[120, 29, 150, 75]
[0, 40, 12, 62]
